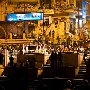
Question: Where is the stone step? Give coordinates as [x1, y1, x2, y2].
[78, 71, 86, 74]
[80, 64, 86, 67]
[81, 62, 86, 65]
[75, 74, 85, 79]
[79, 69, 86, 71]
[77, 73, 85, 76]
[81, 61, 85, 63]
[80, 66, 86, 69]
[75, 60, 86, 79]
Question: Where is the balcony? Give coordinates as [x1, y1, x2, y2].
[0, 39, 35, 44]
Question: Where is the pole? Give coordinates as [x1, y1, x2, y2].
[78, 1, 80, 33]
[5, 0, 8, 67]
[24, 3, 25, 33]
[43, 10, 44, 35]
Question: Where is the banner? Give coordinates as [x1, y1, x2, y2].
[6, 13, 43, 21]
[8, 0, 38, 2]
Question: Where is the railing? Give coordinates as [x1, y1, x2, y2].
[0, 39, 35, 44]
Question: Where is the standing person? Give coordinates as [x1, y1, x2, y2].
[83, 48, 87, 65]
[58, 51, 63, 68]
[9, 54, 14, 67]
[73, 41, 77, 48]
[52, 30, 55, 38]
[0, 51, 3, 64]
[49, 30, 51, 37]
[49, 51, 57, 70]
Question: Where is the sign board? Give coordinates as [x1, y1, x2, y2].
[6, 13, 43, 21]
[38, 9, 54, 14]
[8, 0, 38, 2]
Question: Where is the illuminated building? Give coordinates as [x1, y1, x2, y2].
[0, 0, 89, 44]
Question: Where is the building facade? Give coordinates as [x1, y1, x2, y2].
[0, 0, 88, 44]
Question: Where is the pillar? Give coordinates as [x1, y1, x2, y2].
[10, 33, 12, 39]
[23, 33, 26, 39]
[49, 16, 52, 24]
